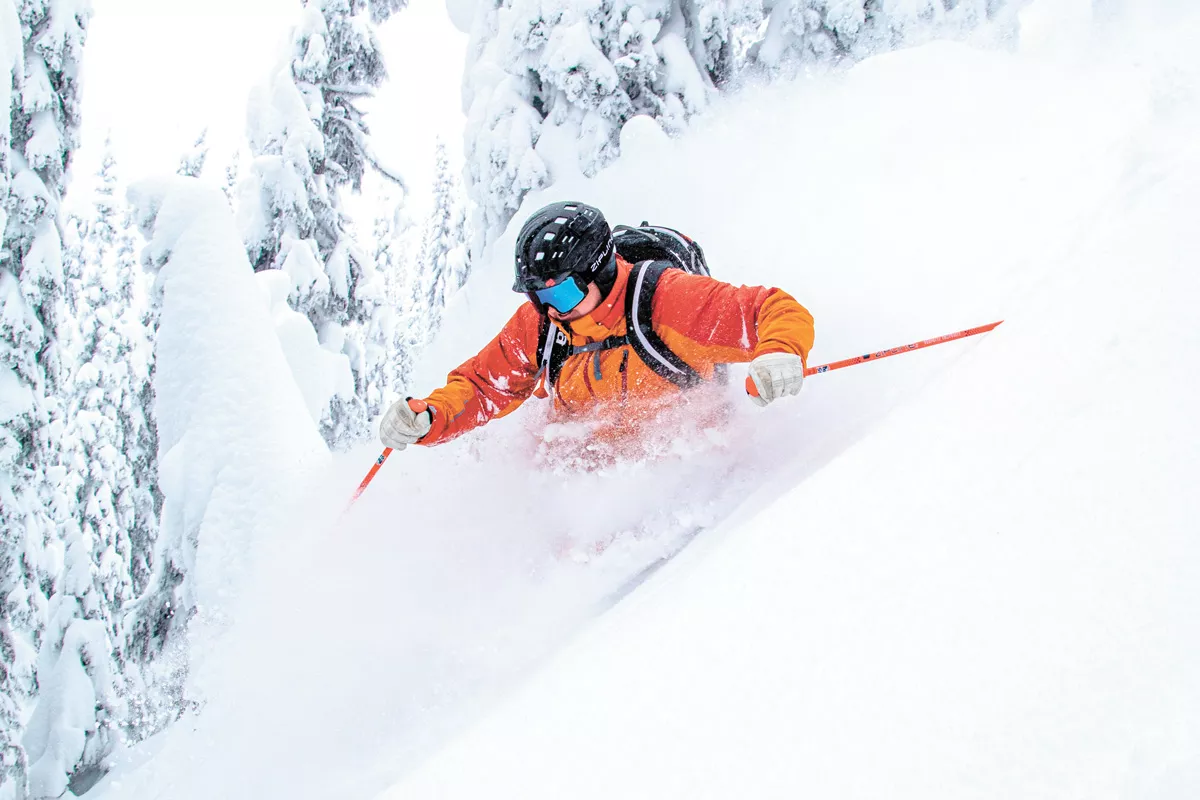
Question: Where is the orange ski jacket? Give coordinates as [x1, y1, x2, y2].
[419, 256, 814, 446]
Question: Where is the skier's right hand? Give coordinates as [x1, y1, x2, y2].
[380, 398, 433, 450]
[746, 352, 805, 407]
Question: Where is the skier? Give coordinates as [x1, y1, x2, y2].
[380, 201, 814, 457]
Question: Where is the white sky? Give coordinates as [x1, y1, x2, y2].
[76, 0, 467, 214]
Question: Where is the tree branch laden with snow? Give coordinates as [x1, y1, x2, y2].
[238, 0, 411, 447]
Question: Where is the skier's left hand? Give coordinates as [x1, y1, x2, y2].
[746, 352, 805, 407]
[380, 398, 433, 450]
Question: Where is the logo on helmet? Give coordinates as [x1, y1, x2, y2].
[584, 237, 614, 276]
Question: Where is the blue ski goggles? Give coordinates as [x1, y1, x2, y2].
[529, 277, 587, 314]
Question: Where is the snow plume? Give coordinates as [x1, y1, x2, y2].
[239, 0, 409, 449]
[122, 178, 327, 752]
[460, 0, 1024, 248]
[92, 389, 776, 800]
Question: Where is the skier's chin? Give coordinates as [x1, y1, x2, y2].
[548, 306, 586, 323]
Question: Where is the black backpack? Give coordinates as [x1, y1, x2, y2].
[534, 223, 716, 393]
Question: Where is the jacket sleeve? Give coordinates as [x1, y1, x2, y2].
[651, 270, 815, 369]
[418, 303, 542, 446]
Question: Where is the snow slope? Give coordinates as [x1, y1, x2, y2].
[98, 3, 1200, 799]
[381, 6, 1200, 799]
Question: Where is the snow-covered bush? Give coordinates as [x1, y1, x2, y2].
[238, 0, 407, 447]
[125, 178, 327, 742]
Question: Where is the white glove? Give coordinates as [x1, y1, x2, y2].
[380, 398, 433, 450]
[747, 352, 805, 407]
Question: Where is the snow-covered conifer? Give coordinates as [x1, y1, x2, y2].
[22, 137, 159, 800]
[1, 0, 92, 795]
[753, 0, 1019, 73]
[367, 187, 420, 396]
[368, 0, 407, 22]
[176, 128, 208, 178]
[461, 0, 757, 243]
[240, 0, 408, 446]
[419, 139, 470, 335]
[460, 0, 1020, 245]
[221, 148, 240, 204]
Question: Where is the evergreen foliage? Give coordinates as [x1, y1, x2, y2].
[461, 0, 1019, 244]
[462, 0, 758, 243]
[176, 128, 208, 179]
[56, 144, 161, 750]
[368, 187, 418, 396]
[752, 0, 1015, 69]
[23, 144, 159, 798]
[418, 140, 470, 337]
[0, 0, 93, 795]
[240, 0, 409, 447]
[221, 148, 240, 205]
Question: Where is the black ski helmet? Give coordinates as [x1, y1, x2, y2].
[513, 201, 617, 297]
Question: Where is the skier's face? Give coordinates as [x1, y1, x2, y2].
[547, 281, 602, 323]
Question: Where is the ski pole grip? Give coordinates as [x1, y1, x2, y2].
[407, 398, 429, 414]
[744, 376, 759, 398]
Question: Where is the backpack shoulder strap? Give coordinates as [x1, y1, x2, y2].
[624, 260, 703, 389]
[535, 314, 572, 392]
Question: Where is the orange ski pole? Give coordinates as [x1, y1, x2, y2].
[746, 320, 1003, 397]
[345, 399, 429, 511]
[346, 447, 393, 510]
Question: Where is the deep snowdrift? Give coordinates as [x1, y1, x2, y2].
[98, 4, 1199, 799]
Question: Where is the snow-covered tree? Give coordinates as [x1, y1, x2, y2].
[460, 0, 1022, 246]
[239, 0, 408, 447]
[176, 128, 208, 178]
[39, 145, 161, 775]
[123, 177, 328, 765]
[1, 0, 92, 795]
[418, 140, 470, 336]
[461, 0, 760, 244]
[752, 0, 1019, 69]
[368, 186, 426, 396]
[221, 148, 240, 205]
[368, 0, 407, 22]
[343, 187, 406, 418]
